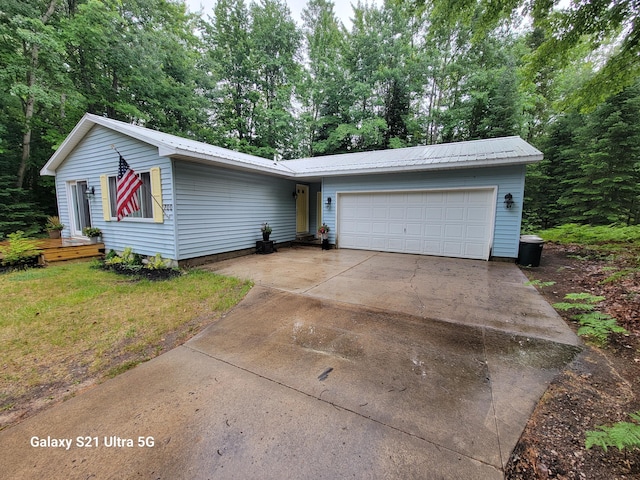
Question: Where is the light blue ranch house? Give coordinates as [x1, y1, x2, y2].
[41, 114, 542, 265]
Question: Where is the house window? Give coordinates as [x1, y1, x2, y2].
[108, 172, 153, 219]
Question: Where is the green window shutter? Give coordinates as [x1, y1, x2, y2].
[150, 167, 163, 223]
[100, 175, 111, 221]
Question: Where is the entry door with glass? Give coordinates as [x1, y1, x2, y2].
[68, 180, 92, 236]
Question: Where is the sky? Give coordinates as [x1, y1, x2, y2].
[184, 0, 383, 28]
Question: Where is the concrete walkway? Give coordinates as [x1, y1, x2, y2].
[0, 247, 579, 479]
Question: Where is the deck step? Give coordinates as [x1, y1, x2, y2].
[41, 243, 105, 262]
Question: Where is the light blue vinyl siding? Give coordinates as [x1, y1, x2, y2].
[174, 162, 297, 259]
[321, 165, 525, 258]
[54, 125, 175, 259]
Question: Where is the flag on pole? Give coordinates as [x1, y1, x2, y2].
[116, 155, 143, 221]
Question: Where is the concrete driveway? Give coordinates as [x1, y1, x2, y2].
[0, 247, 579, 479]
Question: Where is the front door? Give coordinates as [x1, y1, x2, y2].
[68, 180, 92, 236]
[295, 184, 309, 234]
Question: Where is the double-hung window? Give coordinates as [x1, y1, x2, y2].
[100, 167, 163, 223]
[107, 172, 152, 220]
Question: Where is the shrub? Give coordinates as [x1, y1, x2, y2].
[146, 253, 169, 270]
[0, 231, 41, 268]
[102, 248, 178, 280]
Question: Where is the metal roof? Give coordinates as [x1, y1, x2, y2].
[286, 137, 542, 176]
[41, 114, 542, 177]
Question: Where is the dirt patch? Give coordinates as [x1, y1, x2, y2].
[506, 243, 640, 479]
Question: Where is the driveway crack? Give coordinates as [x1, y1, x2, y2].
[409, 257, 426, 314]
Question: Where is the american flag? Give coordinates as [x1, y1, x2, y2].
[116, 155, 143, 221]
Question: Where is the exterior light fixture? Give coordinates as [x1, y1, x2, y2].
[292, 190, 298, 200]
[85, 186, 95, 198]
[504, 193, 514, 209]
[325, 197, 332, 205]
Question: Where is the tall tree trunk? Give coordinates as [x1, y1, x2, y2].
[16, 0, 58, 188]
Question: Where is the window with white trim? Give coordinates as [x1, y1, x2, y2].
[107, 171, 153, 219]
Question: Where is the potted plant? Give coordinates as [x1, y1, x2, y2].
[82, 226, 102, 243]
[318, 223, 330, 250]
[45, 216, 64, 239]
[318, 223, 330, 239]
[261, 222, 272, 241]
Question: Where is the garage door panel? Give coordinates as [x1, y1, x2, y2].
[466, 225, 487, 239]
[372, 222, 388, 234]
[406, 223, 423, 235]
[425, 224, 443, 238]
[356, 206, 372, 219]
[389, 223, 404, 235]
[372, 207, 388, 219]
[445, 207, 464, 221]
[446, 191, 466, 203]
[407, 207, 423, 220]
[356, 222, 373, 234]
[389, 207, 405, 220]
[445, 224, 464, 237]
[338, 189, 494, 260]
[388, 238, 404, 250]
[371, 237, 387, 249]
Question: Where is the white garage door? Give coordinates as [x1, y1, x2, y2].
[337, 189, 495, 260]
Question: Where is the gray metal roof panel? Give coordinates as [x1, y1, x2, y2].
[41, 115, 542, 177]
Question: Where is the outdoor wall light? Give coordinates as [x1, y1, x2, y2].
[325, 197, 332, 205]
[85, 186, 95, 198]
[504, 193, 514, 209]
[292, 190, 298, 200]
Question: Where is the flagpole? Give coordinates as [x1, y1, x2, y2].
[110, 145, 168, 219]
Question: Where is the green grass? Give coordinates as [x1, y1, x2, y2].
[0, 262, 251, 420]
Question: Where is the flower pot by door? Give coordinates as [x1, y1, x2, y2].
[48, 230, 61, 239]
[262, 233, 270, 241]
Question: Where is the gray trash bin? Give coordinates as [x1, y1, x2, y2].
[517, 235, 544, 267]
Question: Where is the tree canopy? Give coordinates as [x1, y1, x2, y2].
[0, 0, 638, 236]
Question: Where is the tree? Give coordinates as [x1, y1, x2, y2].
[431, 0, 640, 109]
[249, 0, 301, 159]
[202, 0, 257, 149]
[65, 0, 206, 134]
[558, 83, 640, 225]
[299, 0, 350, 156]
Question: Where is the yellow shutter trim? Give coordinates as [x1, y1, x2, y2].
[100, 175, 111, 221]
[150, 167, 163, 223]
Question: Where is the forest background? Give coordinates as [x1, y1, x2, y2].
[1, 0, 638, 237]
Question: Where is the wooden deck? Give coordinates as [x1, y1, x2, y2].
[0, 238, 105, 263]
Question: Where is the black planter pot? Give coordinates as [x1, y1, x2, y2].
[262, 233, 270, 241]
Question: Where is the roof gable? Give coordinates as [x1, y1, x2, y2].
[41, 114, 542, 177]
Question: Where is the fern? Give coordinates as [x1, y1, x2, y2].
[525, 279, 556, 288]
[576, 312, 628, 346]
[586, 412, 640, 452]
[553, 302, 595, 311]
[553, 292, 626, 345]
[553, 293, 604, 311]
[564, 292, 605, 302]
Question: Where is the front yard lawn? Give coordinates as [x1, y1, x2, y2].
[0, 262, 251, 430]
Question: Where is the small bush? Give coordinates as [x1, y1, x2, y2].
[102, 248, 178, 280]
[0, 231, 41, 268]
[146, 253, 170, 270]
